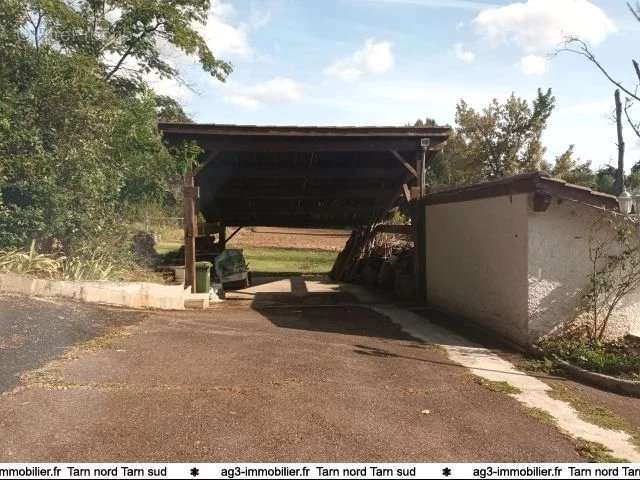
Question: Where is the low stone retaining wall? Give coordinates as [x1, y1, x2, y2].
[552, 356, 640, 398]
[0, 273, 186, 310]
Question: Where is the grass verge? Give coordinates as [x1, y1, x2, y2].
[573, 438, 627, 463]
[540, 339, 640, 380]
[243, 247, 337, 275]
[472, 376, 522, 395]
[522, 406, 556, 426]
[157, 243, 338, 275]
[549, 384, 640, 450]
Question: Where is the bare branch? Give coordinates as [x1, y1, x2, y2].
[628, 1, 640, 22]
[104, 21, 165, 80]
[624, 99, 640, 139]
[558, 38, 640, 103]
[25, 9, 44, 51]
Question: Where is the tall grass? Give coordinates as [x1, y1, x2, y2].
[0, 241, 61, 278]
[0, 241, 122, 281]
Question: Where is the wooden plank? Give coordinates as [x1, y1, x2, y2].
[390, 150, 418, 178]
[183, 169, 197, 292]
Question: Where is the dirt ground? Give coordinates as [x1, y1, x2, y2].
[227, 227, 350, 251]
[0, 282, 585, 462]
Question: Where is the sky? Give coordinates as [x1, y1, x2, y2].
[151, 0, 640, 171]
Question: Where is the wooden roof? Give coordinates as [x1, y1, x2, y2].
[159, 123, 451, 228]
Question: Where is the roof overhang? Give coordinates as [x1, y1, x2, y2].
[159, 123, 452, 228]
[422, 171, 618, 211]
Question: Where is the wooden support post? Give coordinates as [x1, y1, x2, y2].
[183, 168, 198, 292]
[413, 143, 428, 303]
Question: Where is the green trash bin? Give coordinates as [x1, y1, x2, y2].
[195, 261, 212, 293]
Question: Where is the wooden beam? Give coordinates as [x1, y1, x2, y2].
[225, 226, 243, 244]
[414, 142, 428, 304]
[200, 167, 404, 180]
[212, 188, 396, 200]
[390, 150, 417, 178]
[373, 224, 412, 235]
[210, 205, 388, 216]
[187, 137, 437, 153]
[193, 150, 220, 176]
[402, 183, 411, 203]
[159, 123, 452, 139]
[416, 142, 428, 198]
[183, 169, 197, 292]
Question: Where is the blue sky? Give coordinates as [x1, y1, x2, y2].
[154, 0, 640, 170]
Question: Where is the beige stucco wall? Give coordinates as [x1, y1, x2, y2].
[527, 198, 640, 341]
[425, 193, 530, 343]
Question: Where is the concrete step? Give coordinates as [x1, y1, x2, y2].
[184, 293, 210, 309]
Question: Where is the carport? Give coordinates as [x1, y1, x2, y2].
[158, 123, 451, 297]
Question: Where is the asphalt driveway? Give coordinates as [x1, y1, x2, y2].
[0, 295, 146, 394]
[0, 280, 582, 462]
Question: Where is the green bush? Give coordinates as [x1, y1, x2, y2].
[540, 339, 640, 380]
[0, 39, 180, 252]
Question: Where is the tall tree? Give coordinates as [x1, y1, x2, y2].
[21, 0, 232, 89]
[559, 2, 640, 188]
[0, 0, 213, 251]
[453, 89, 556, 180]
[551, 145, 596, 188]
[155, 95, 192, 122]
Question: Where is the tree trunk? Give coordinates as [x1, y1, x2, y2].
[614, 89, 625, 195]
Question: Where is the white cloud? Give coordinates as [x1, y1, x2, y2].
[453, 43, 475, 63]
[223, 77, 304, 110]
[474, 0, 616, 53]
[519, 54, 549, 75]
[324, 39, 395, 82]
[196, 1, 255, 60]
[100, 0, 267, 105]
